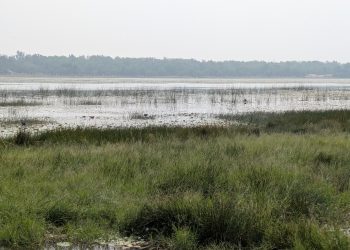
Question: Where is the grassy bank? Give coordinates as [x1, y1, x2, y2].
[1, 111, 350, 249]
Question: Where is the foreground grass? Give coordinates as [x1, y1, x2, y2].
[1, 111, 350, 249]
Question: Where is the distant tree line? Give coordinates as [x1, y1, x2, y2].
[1, 51, 350, 78]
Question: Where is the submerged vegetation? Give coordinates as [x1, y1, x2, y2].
[1, 110, 350, 249]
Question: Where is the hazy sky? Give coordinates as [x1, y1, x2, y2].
[1, 0, 350, 62]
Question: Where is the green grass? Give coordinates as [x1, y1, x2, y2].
[1, 111, 350, 249]
[218, 110, 350, 133]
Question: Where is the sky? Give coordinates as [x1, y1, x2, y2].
[1, 0, 350, 62]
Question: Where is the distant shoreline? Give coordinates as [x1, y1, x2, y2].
[1, 75, 350, 80]
[1, 53, 350, 78]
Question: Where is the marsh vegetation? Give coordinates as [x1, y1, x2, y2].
[1, 78, 350, 138]
[1, 111, 350, 249]
[0, 99, 42, 107]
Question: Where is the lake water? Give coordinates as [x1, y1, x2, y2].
[1, 77, 350, 137]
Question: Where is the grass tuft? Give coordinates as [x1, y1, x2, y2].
[44, 202, 78, 227]
[14, 130, 31, 145]
[171, 227, 197, 250]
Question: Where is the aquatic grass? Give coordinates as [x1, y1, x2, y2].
[0, 118, 50, 126]
[129, 112, 155, 120]
[0, 100, 42, 107]
[78, 100, 102, 105]
[0, 84, 347, 112]
[63, 98, 103, 106]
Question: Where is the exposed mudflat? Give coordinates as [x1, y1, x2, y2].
[44, 236, 150, 250]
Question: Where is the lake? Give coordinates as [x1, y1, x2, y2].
[1, 77, 350, 137]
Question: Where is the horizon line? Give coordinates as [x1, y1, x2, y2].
[1, 51, 349, 64]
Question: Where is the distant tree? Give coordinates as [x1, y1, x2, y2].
[0, 52, 349, 78]
[15, 51, 25, 60]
